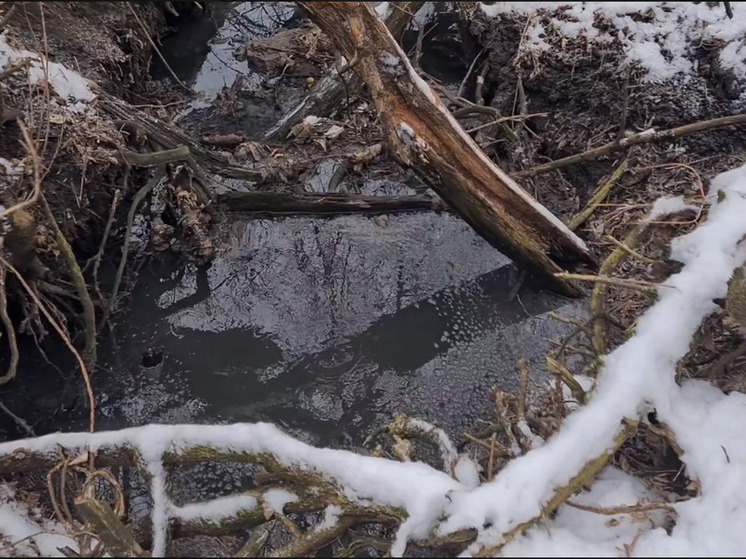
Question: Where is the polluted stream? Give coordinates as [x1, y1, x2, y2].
[2, 3, 582, 460]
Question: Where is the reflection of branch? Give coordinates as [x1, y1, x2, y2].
[158, 263, 212, 317]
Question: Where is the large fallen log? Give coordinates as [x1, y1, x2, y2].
[302, 2, 592, 297]
[263, 2, 425, 143]
[219, 191, 448, 215]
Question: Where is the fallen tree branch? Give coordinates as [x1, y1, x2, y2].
[567, 157, 629, 231]
[99, 164, 167, 331]
[219, 191, 448, 215]
[303, 2, 592, 297]
[116, 145, 191, 168]
[102, 95, 259, 186]
[514, 114, 746, 179]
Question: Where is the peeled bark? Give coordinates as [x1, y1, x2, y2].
[302, 2, 593, 297]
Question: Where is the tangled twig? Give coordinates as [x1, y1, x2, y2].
[0, 256, 95, 431]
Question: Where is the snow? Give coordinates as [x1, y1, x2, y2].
[501, 468, 665, 556]
[480, 2, 746, 84]
[646, 195, 699, 221]
[3, 163, 746, 555]
[0, 485, 78, 557]
[0, 423, 460, 557]
[454, 457, 481, 489]
[171, 494, 258, 523]
[316, 504, 343, 531]
[262, 488, 298, 514]
[439, 162, 746, 554]
[0, 32, 95, 112]
[405, 417, 458, 475]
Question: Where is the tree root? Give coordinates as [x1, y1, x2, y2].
[0, 266, 19, 386]
[0, 256, 95, 432]
[40, 193, 97, 372]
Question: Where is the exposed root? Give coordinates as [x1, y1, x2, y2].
[0, 256, 95, 432]
[0, 266, 18, 386]
[40, 194, 97, 372]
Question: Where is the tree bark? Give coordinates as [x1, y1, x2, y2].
[219, 191, 448, 215]
[263, 2, 425, 143]
[301, 2, 592, 297]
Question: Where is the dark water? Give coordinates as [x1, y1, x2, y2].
[0, 3, 583, 448]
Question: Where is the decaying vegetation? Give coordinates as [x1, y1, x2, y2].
[2, 1, 746, 556]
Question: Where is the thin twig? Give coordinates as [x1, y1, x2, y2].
[0, 2, 16, 32]
[616, 67, 630, 141]
[41, 193, 97, 371]
[457, 48, 484, 99]
[126, 3, 191, 92]
[0, 267, 18, 386]
[0, 256, 95, 432]
[514, 113, 746, 178]
[555, 273, 667, 293]
[566, 499, 677, 515]
[546, 356, 586, 405]
[590, 221, 649, 354]
[605, 234, 656, 264]
[0, 121, 42, 220]
[0, 398, 35, 436]
[567, 157, 629, 231]
[100, 165, 166, 331]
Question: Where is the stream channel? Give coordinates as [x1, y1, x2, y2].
[1, 2, 582, 454]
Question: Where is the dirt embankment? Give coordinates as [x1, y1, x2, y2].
[0, 2, 219, 385]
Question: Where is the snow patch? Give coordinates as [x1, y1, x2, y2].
[171, 494, 258, 523]
[0, 32, 95, 112]
[375, 2, 392, 20]
[454, 457, 481, 489]
[316, 504, 343, 531]
[263, 488, 299, 514]
[646, 195, 699, 221]
[0, 485, 78, 557]
[480, 2, 746, 84]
